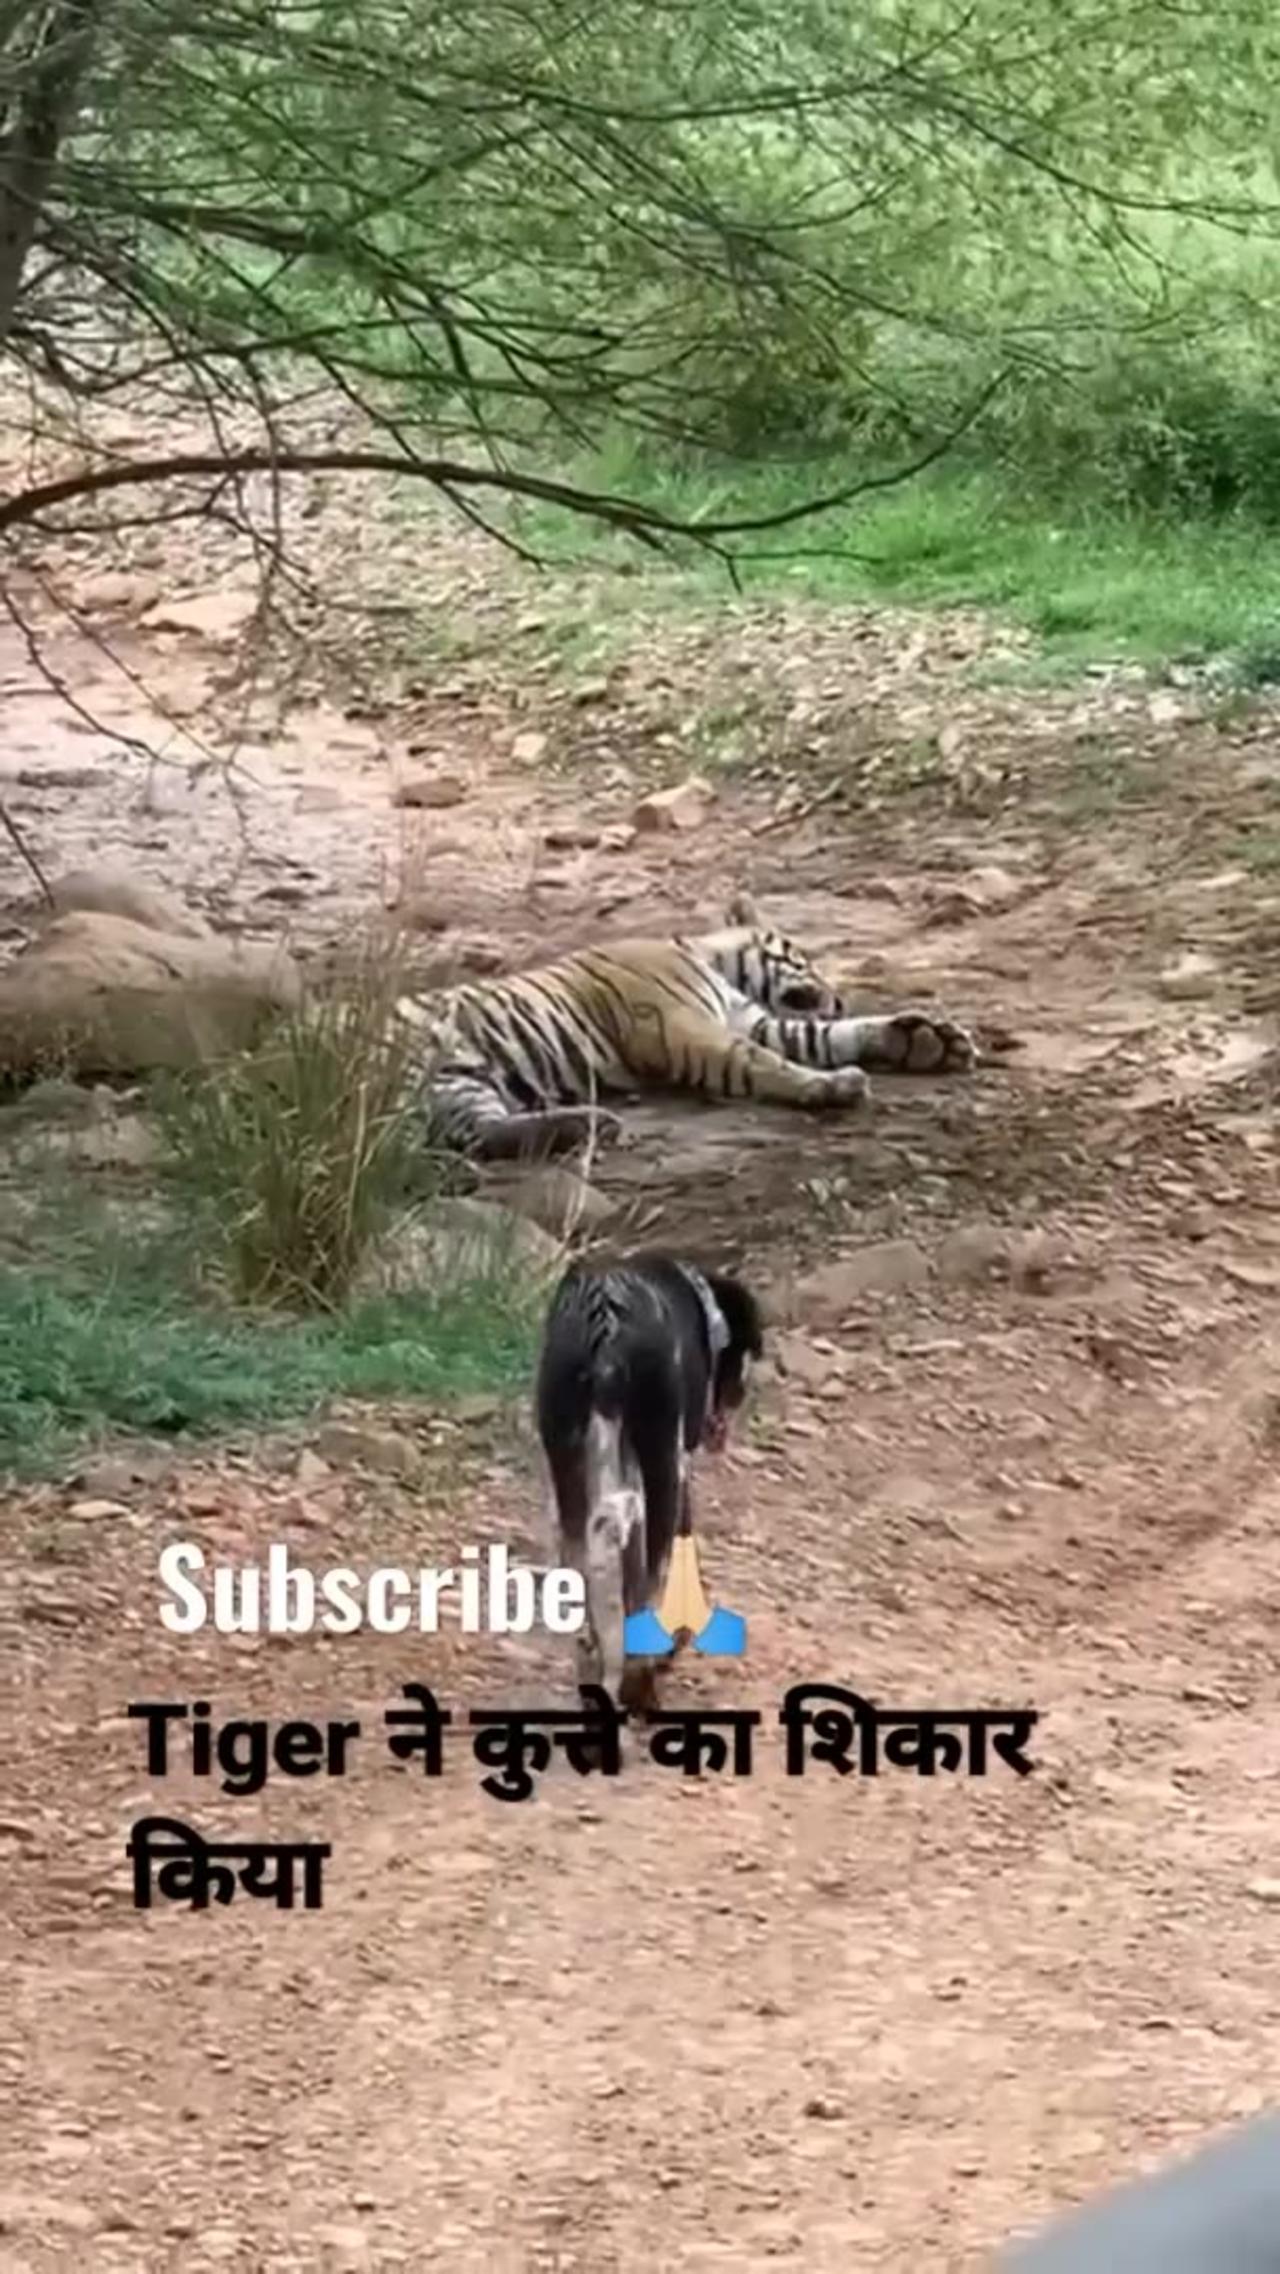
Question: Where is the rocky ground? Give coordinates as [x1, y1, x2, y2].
[3, 433, 1280, 2270]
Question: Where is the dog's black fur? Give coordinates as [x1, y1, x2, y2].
[535, 1249, 764, 1711]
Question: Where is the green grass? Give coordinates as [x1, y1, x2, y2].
[0, 926, 561, 1478]
[508, 449, 1280, 671]
[0, 1196, 540, 1479]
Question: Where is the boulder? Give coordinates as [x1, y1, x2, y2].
[47, 864, 211, 940]
[484, 1164, 614, 1235]
[140, 590, 257, 642]
[393, 772, 468, 810]
[354, 1198, 562, 1296]
[632, 776, 715, 833]
[0, 910, 302, 1079]
[794, 1241, 931, 1321]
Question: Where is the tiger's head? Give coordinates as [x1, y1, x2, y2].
[697, 914, 847, 1017]
[764, 932, 844, 1015]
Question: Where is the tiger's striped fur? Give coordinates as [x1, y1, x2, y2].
[395, 919, 975, 1159]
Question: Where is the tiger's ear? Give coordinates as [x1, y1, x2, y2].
[725, 890, 759, 927]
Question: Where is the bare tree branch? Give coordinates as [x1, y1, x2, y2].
[0, 792, 53, 906]
[2, 0, 1277, 647]
[0, 372, 1007, 550]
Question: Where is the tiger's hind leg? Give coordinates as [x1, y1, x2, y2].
[423, 1071, 623, 1160]
[469, 1107, 624, 1162]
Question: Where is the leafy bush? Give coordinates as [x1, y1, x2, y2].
[157, 935, 429, 1311]
[986, 343, 1280, 521]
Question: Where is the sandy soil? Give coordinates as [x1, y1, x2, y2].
[3, 456, 1280, 2272]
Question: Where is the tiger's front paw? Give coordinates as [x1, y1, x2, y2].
[874, 1012, 977, 1075]
[814, 1067, 872, 1110]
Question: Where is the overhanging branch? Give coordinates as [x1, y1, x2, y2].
[0, 373, 1008, 547]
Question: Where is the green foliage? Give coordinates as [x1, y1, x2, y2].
[0, 929, 549, 1473]
[11, 0, 1280, 488]
[509, 443, 1280, 666]
[8, 0, 1280, 629]
[0, 1216, 537, 1477]
[977, 333, 1280, 521]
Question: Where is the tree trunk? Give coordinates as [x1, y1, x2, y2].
[0, 0, 109, 350]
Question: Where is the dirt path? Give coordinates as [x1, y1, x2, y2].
[4, 488, 1280, 2271]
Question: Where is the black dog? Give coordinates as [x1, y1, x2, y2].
[535, 1250, 764, 1712]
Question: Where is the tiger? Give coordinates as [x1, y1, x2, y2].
[393, 912, 977, 1160]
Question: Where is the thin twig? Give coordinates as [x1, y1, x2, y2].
[0, 796, 54, 906]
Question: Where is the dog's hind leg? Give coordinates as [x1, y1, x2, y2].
[540, 1429, 603, 1691]
[584, 1413, 643, 1706]
[619, 1401, 685, 1715]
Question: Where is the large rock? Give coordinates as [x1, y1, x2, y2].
[393, 772, 467, 810]
[632, 776, 715, 834]
[794, 1241, 931, 1321]
[483, 1164, 614, 1236]
[1157, 949, 1220, 1002]
[0, 910, 302, 1079]
[140, 589, 257, 643]
[355, 1198, 562, 1296]
[47, 864, 211, 940]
